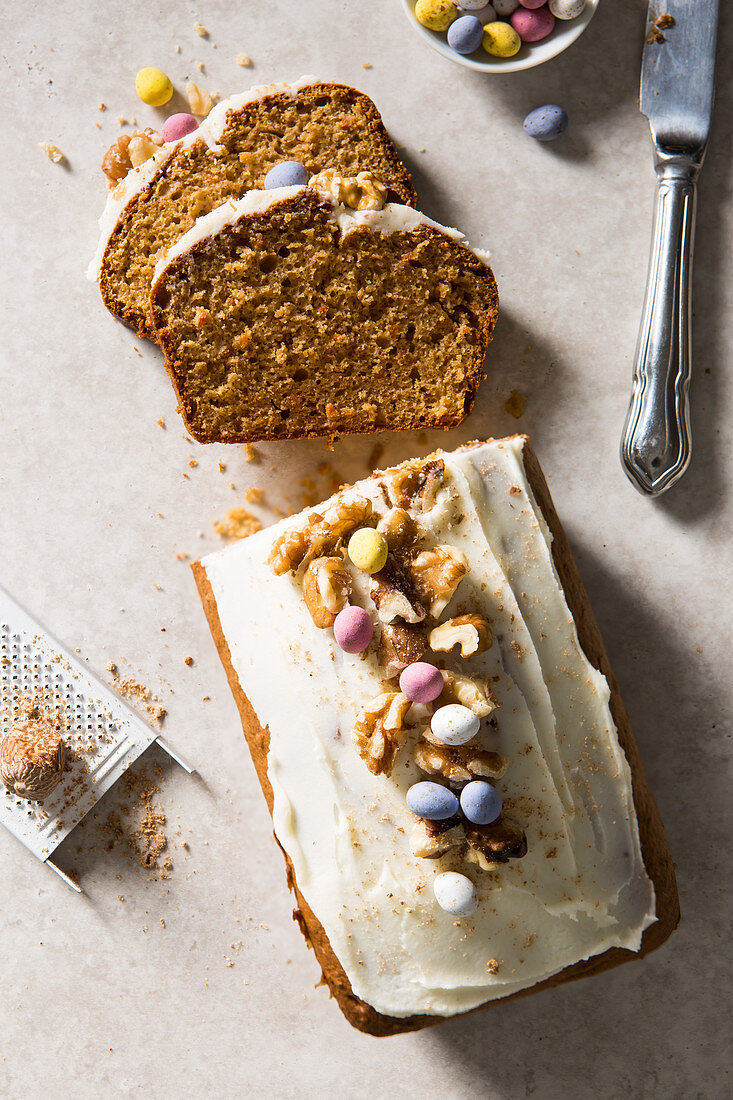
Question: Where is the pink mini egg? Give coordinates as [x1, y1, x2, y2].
[399, 662, 444, 704]
[511, 5, 555, 40]
[333, 606, 373, 654]
[161, 112, 199, 143]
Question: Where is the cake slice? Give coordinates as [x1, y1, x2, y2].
[193, 437, 679, 1035]
[149, 182, 498, 443]
[89, 78, 417, 338]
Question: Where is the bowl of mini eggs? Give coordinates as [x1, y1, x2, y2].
[401, 0, 599, 73]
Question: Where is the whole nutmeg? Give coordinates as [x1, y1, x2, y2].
[0, 719, 66, 801]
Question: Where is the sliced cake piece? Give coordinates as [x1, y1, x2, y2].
[193, 437, 679, 1034]
[149, 182, 499, 444]
[89, 78, 417, 338]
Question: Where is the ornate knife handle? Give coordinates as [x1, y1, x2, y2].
[621, 150, 700, 496]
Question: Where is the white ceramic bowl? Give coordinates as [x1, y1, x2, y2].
[399, 1, 599, 74]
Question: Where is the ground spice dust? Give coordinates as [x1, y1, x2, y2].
[505, 390, 526, 420]
[106, 663, 166, 724]
[101, 768, 173, 878]
[212, 507, 262, 540]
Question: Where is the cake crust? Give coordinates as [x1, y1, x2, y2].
[97, 81, 417, 339]
[192, 437, 679, 1035]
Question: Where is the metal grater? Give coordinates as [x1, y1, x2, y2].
[0, 586, 194, 892]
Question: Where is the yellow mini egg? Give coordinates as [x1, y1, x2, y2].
[347, 528, 388, 575]
[415, 0, 459, 33]
[482, 21, 522, 57]
[135, 67, 174, 107]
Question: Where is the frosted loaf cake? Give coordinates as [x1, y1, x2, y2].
[149, 183, 498, 442]
[89, 78, 417, 337]
[194, 438, 679, 1034]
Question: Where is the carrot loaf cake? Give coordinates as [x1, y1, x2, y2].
[89, 78, 416, 338]
[193, 437, 679, 1034]
[149, 182, 498, 443]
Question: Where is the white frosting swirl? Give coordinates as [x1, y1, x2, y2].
[200, 438, 655, 1018]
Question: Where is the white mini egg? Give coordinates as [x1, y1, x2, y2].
[429, 703, 480, 746]
[549, 0, 586, 18]
[433, 872, 478, 917]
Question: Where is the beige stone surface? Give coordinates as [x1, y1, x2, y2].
[0, 0, 730, 1096]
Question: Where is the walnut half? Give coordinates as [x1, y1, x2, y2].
[370, 561, 425, 625]
[439, 671, 496, 718]
[429, 614, 492, 658]
[409, 817, 464, 859]
[101, 130, 163, 186]
[352, 692, 411, 776]
[377, 621, 428, 679]
[302, 556, 350, 628]
[409, 545, 467, 618]
[268, 495, 372, 575]
[465, 817, 527, 870]
[414, 740, 508, 785]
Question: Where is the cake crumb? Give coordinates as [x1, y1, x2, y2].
[486, 958, 500, 974]
[99, 102, 106, 111]
[107, 665, 167, 724]
[184, 656, 194, 667]
[236, 53, 252, 67]
[362, 62, 372, 69]
[243, 444, 259, 463]
[195, 60, 205, 72]
[39, 142, 65, 164]
[188, 458, 198, 468]
[212, 507, 262, 541]
[174, 44, 181, 53]
[193, 21, 208, 37]
[218, 460, 226, 472]
[157, 417, 166, 428]
[505, 390, 526, 419]
[244, 487, 263, 504]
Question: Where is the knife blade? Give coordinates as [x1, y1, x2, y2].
[620, 0, 720, 496]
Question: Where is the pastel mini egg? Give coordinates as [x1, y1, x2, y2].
[399, 662, 444, 704]
[333, 606, 374, 654]
[549, 0, 586, 17]
[523, 104, 569, 141]
[511, 5, 555, 41]
[447, 14, 484, 53]
[161, 113, 199, 143]
[460, 780, 502, 825]
[135, 67, 173, 107]
[347, 528, 388, 574]
[263, 160, 309, 189]
[430, 703, 480, 746]
[415, 0, 459, 32]
[482, 21, 522, 57]
[458, 0, 495, 11]
[492, 0, 519, 13]
[406, 781, 459, 820]
[433, 871, 478, 917]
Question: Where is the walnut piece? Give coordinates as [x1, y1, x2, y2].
[268, 495, 372, 575]
[370, 561, 425, 625]
[0, 719, 65, 801]
[352, 692, 411, 776]
[309, 168, 388, 211]
[429, 614, 492, 658]
[102, 130, 163, 186]
[302, 556, 351, 628]
[378, 621, 428, 679]
[385, 458, 445, 511]
[409, 545, 467, 618]
[377, 508, 418, 552]
[409, 817, 464, 859]
[414, 740, 508, 785]
[465, 817, 527, 869]
[439, 671, 496, 718]
[186, 82, 216, 116]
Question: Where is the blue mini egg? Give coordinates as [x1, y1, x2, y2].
[264, 160, 309, 188]
[407, 781, 460, 821]
[460, 780, 502, 825]
[447, 14, 484, 54]
[523, 104, 569, 142]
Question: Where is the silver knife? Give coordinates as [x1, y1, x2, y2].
[620, 1, 719, 496]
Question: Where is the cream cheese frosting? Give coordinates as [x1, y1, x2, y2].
[87, 76, 319, 282]
[200, 438, 655, 1018]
